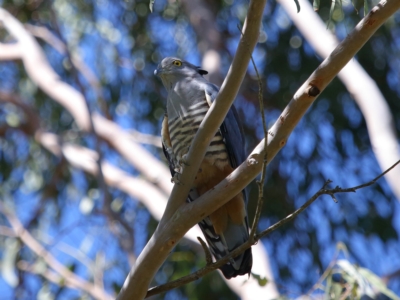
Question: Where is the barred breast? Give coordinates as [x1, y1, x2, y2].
[168, 100, 229, 167]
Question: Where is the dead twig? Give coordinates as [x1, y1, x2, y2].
[0, 202, 113, 300]
[145, 160, 400, 297]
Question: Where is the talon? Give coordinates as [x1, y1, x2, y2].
[178, 154, 190, 166]
[171, 173, 183, 185]
[173, 167, 182, 174]
[178, 158, 189, 166]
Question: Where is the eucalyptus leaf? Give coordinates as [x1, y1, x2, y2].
[358, 267, 400, 300]
[149, 0, 155, 13]
[327, 0, 336, 28]
[251, 272, 268, 287]
[1, 238, 20, 287]
[364, 0, 369, 17]
[313, 0, 320, 12]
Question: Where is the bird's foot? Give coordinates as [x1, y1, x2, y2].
[178, 154, 190, 167]
[171, 173, 183, 185]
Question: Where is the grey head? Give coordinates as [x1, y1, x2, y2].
[154, 57, 208, 90]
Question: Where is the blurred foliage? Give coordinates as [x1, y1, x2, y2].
[0, 0, 399, 299]
[305, 244, 400, 299]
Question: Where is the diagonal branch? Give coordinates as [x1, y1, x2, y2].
[0, 8, 91, 131]
[159, 0, 267, 227]
[118, 0, 400, 298]
[0, 90, 204, 247]
[118, 1, 267, 298]
[47, 10, 129, 260]
[0, 203, 113, 300]
[146, 159, 400, 297]
[178, 0, 400, 229]
[279, 0, 400, 201]
[0, 43, 22, 59]
[0, 8, 173, 200]
[0, 9, 137, 262]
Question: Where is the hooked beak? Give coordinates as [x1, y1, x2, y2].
[154, 65, 163, 76]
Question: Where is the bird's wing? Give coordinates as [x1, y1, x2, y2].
[205, 84, 246, 173]
[161, 114, 177, 176]
[161, 83, 252, 279]
[202, 83, 252, 278]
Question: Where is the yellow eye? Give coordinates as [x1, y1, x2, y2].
[173, 60, 182, 66]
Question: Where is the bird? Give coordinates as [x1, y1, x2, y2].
[155, 57, 252, 279]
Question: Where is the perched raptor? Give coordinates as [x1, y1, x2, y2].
[155, 57, 252, 279]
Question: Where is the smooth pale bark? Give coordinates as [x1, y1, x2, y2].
[119, 0, 400, 299]
[182, 0, 279, 298]
[118, 1, 268, 299]
[0, 0, 398, 298]
[33, 130, 205, 245]
[182, 0, 222, 85]
[224, 243, 279, 300]
[0, 9, 91, 131]
[0, 43, 22, 59]
[0, 203, 113, 300]
[279, 0, 400, 201]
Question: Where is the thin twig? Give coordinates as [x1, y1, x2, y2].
[247, 35, 268, 241]
[128, 129, 163, 148]
[25, 24, 108, 116]
[145, 160, 400, 297]
[306, 242, 345, 295]
[48, 9, 108, 199]
[49, 10, 135, 261]
[236, 24, 268, 240]
[197, 237, 212, 265]
[0, 202, 113, 300]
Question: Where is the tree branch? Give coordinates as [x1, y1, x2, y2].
[0, 8, 173, 201]
[118, 1, 400, 298]
[0, 8, 91, 131]
[0, 90, 204, 247]
[279, 0, 400, 202]
[0, 203, 113, 300]
[146, 159, 400, 297]
[159, 0, 267, 228]
[25, 24, 104, 104]
[182, 0, 223, 84]
[0, 11, 137, 263]
[175, 0, 400, 243]
[0, 43, 22, 60]
[118, 1, 267, 298]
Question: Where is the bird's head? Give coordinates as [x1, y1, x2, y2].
[154, 57, 208, 88]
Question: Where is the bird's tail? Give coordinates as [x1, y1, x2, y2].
[198, 216, 253, 279]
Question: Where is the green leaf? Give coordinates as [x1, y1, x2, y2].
[325, 270, 333, 299]
[37, 283, 54, 300]
[1, 238, 20, 287]
[149, 0, 155, 13]
[313, 0, 320, 12]
[327, 0, 337, 28]
[358, 267, 400, 300]
[336, 242, 349, 258]
[351, 0, 359, 14]
[364, 0, 369, 17]
[293, 0, 301, 13]
[331, 282, 344, 300]
[251, 272, 268, 287]
[364, 0, 369, 18]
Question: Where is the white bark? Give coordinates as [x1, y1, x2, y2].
[225, 243, 279, 300]
[118, 1, 269, 298]
[280, 0, 400, 200]
[0, 10, 277, 296]
[1, 0, 399, 298]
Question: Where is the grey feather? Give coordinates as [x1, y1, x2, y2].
[156, 57, 252, 279]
